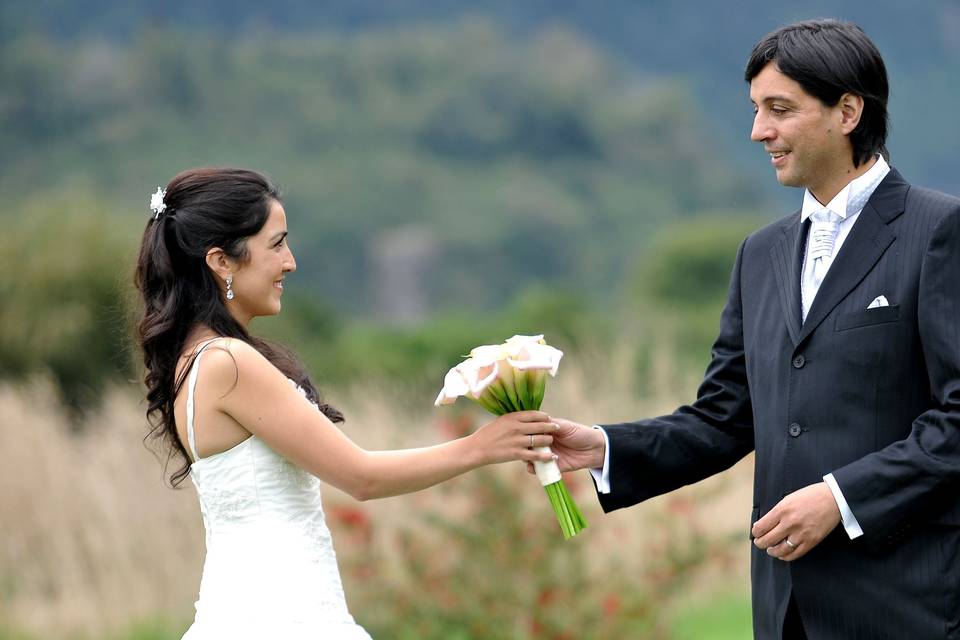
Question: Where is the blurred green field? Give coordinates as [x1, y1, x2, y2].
[0, 594, 752, 639]
[0, 595, 753, 640]
[671, 593, 752, 640]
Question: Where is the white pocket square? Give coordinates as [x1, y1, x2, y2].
[867, 295, 889, 309]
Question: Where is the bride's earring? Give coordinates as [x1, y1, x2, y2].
[226, 274, 235, 300]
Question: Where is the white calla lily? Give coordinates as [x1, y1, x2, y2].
[506, 341, 563, 376]
[458, 357, 500, 397]
[502, 334, 545, 353]
[468, 344, 507, 364]
[434, 365, 471, 406]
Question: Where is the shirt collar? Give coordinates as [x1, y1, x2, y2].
[800, 155, 890, 222]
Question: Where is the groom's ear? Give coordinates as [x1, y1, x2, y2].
[205, 247, 233, 281]
[837, 92, 865, 136]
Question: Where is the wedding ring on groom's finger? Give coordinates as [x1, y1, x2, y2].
[529, 434, 534, 448]
[783, 538, 797, 550]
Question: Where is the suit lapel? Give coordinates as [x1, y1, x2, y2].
[769, 213, 805, 346]
[796, 169, 909, 344]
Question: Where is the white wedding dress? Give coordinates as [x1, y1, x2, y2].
[181, 339, 372, 639]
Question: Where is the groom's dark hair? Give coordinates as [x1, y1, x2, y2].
[745, 19, 889, 168]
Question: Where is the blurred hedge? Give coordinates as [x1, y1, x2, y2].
[0, 198, 757, 416]
[0, 196, 140, 415]
[630, 215, 766, 369]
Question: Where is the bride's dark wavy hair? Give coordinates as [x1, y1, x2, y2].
[134, 167, 343, 487]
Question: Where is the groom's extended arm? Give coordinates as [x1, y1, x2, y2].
[551, 240, 756, 512]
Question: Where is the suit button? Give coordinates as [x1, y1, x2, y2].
[792, 355, 805, 368]
[788, 423, 802, 437]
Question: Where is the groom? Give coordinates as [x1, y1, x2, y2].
[547, 19, 960, 640]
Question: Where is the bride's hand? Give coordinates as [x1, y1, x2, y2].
[470, 411, 558, 466]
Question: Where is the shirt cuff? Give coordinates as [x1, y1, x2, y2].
[589, 425, 611, 494]
[823, 472, 864, 539]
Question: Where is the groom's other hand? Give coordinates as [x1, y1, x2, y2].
[526, 418, 605, 473]
[752, 482, 841, 562]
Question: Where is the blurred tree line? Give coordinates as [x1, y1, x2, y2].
[0, 21, 770, 413]
[4, 0, 957, 198]
[0, 195, 140, 415]
[0, 23, 767, 311]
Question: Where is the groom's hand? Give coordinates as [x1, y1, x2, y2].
[526, 418, 605, 473]
[752, 482, 841, 562]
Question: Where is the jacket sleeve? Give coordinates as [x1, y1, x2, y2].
[598, 238, 756, 513]
[831, 203, 960, 546]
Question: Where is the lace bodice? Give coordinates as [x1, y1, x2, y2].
[180, 339, 371, 639]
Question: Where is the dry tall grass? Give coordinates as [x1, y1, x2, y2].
[0, 344, 753, 638]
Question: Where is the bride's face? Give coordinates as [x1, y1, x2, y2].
[228, 200, 296, 323]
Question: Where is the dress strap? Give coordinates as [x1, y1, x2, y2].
[185, 338, 225, 462]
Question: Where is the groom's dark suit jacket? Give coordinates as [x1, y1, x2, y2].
[599, 169, 960, 639]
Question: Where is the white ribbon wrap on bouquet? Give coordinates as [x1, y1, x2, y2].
[532, 446, 562, 486]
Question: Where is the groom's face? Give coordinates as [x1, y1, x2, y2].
[749, 63, 851, 201]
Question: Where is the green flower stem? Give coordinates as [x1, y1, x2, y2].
[471, 394, 504, 416]
[543, 480, 588, 539]
[514, 369, 532, 409]
[531, 370, 546, 408]
[496, 366, 522, 410]
[484, 379, 515, 413]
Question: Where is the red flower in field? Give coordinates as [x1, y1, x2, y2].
[330, 504, 371, 529]
[537, 587, 558, 606]
[602, 593, 621, 618]
[328, 504, 373, 546]
[530, 619, 544, 636]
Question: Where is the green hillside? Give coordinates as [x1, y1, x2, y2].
[1, 22, 766, 315]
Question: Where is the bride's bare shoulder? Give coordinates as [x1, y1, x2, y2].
[192, 338, 284, 394]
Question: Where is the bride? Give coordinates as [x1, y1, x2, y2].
[133, 168, 558, 638]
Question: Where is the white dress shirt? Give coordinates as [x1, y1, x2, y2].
[592, 156, 891, 541]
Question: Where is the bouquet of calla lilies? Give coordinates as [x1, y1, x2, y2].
[435, 335, 587, 539]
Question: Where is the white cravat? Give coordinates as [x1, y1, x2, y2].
[800, 156, 891, 320]
[809, 209, 842, 286]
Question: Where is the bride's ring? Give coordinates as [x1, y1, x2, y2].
[784, 538, 797, 550]
[529, 434, 534, 448]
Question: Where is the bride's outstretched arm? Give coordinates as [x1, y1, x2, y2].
[197, 339, 557, 501]
[353, 412, 556, 499]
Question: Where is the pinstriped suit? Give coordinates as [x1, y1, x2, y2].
[598, 169, 960, 639]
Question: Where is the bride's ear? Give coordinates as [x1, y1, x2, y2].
[205, 248, 234, 283]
